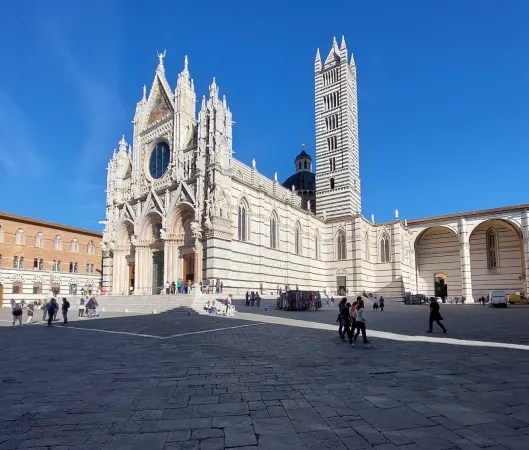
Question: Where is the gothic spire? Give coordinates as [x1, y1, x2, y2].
[209, 77, 219, 99]
[315, 48, 321, 62]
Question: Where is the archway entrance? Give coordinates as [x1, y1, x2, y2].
[183, 254, 195, 284]
[434, 273, 448, 300]
[128, 263, 135, 295]
[152, 251, 164, 295]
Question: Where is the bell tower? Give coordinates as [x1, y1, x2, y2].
[314, 36, 361, 219]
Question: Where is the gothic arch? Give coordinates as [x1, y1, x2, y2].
[116, 221, 134, 247]
[379, 233, 391, 263]
[237, 197, 250, 242]
[270, 210, 279, 249]
[138, 212, 164, 243]
[294, 221, 302, 255]
[167, 202, 195, 242]
[336, 228, 346, 260]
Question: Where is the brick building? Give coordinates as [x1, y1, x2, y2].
[0, 212, 102, 306]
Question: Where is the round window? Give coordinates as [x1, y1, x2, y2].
[149, 142, 170, 179]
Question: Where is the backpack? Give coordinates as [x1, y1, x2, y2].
[47, 302, 54, 311]
[13, 306, 22, 316]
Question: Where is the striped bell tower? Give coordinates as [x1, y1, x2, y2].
[314, 36, 360, 219]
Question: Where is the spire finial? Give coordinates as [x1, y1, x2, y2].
[395, 209, 399, 220]
[340, 35, 346, 50]
[315, 48, 321, 62]
[184, 54, 188, 70]
[142, 85, 147, 101]
[301, 143, 305, 151]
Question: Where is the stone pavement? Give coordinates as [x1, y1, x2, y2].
[1, 303, 529, 449]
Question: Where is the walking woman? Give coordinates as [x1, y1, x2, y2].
[352, 299, 370, 347]
[61, 298, 70, 326]
[427, 298, 447, 334]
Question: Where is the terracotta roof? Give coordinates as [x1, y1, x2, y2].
[0, 211, 103, 237]
[407, 203, 529, 224]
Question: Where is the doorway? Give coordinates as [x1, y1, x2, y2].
[183, 254, 195, 284]
[336, 276, 347, 296]
[152, 251, 164, 295]
[434, 273, 447, 300]
[128, 263, 135, 295]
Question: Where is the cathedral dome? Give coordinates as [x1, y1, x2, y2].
[282, 171, 315, 192]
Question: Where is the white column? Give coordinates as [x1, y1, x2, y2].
[521, 210, 529, 297]
[458, 218, 475, 303]
[112, 250, 122, 295]
[351, 217, 364, 294]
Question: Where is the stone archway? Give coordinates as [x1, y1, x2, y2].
[136, 213, 164, 295]
[166, 203, 198, 289]
[415, 226, 462, 298]
[469, 219, 524, 298]
[112, 221, 134, 295]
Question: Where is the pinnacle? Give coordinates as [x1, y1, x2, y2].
[340, 35, 346, 50]
[315, 48, 321, 62]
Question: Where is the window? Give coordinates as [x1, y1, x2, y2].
[12, 282, 22, 294]
[298, 162, 301, 170]
[90, 264, 95, 274]
[39, 259, 43, 271]
[364, 232, 369, 261]
[69, 262, 74, 273]
[19, 257, 24, 269]
[486, 228, 499, 271]
[324, 91, 340, 111]
[238, 201, 249, 242]
[87, 263, 90, 274]
[336, 231, 346, 260]
[0, 226, 3, 243]
[70, 238, 79, 252]
[304, 161, 307, 169]
[270, 212, 278, 249]
[330, 178, 335, 190]
[149, 141, 170, 179]
[323, 68, 339, 87]
[74, 262, 78, 273]
[327, 135, 338, 151]
[15, 228, 25, 245]
[54, 235, 62, 250]
[329, 157, 336, 172]
[13, 256, 18, 269]
[314, 230, 320, 260]
[69, 284, 77, 296]
[35, 232, 44, 248]
[88, 241, 95, 255]
[33, 283, 42, 295]
[52, 260, 57, 271]
[325, 113, 339, 132]
[57, 260, 61, 272]
[295, 222, 302, 255]
[380, 234, 390, 263]
[33, 258, 38, 269]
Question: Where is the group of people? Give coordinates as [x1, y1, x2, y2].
[372, 296, 385, 311]
[203, 294, 235, 316]
[245, 291, 261, 307]
[336, 297, 370, 347]
[165, 279, 194, 295]
[9, 296, 100, 328]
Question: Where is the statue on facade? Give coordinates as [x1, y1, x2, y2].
[190, 221, 202, 238]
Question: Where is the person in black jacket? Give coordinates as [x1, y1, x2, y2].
[427, 299, 446, 333]
[61, 298, 70, 326]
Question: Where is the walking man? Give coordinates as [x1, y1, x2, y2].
[427, 298, 447, 334]
[26, 302, 35, 324]
[62, 298, 70, 326]
[12, 303, 23, 327]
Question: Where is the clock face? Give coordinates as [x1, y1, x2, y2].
[149, 142, 170, 179]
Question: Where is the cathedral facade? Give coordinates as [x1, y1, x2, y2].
[102, 37, 529, 302]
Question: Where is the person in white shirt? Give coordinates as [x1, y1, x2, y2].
[226, 294, 235, 316]
[352, 299, 370, 347]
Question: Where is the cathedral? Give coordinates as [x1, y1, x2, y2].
[102, 37, 529, 302]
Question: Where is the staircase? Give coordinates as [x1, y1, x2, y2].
[94, 293, 219, 315]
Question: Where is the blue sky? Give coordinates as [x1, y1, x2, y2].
[0, 0, 528, 231]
